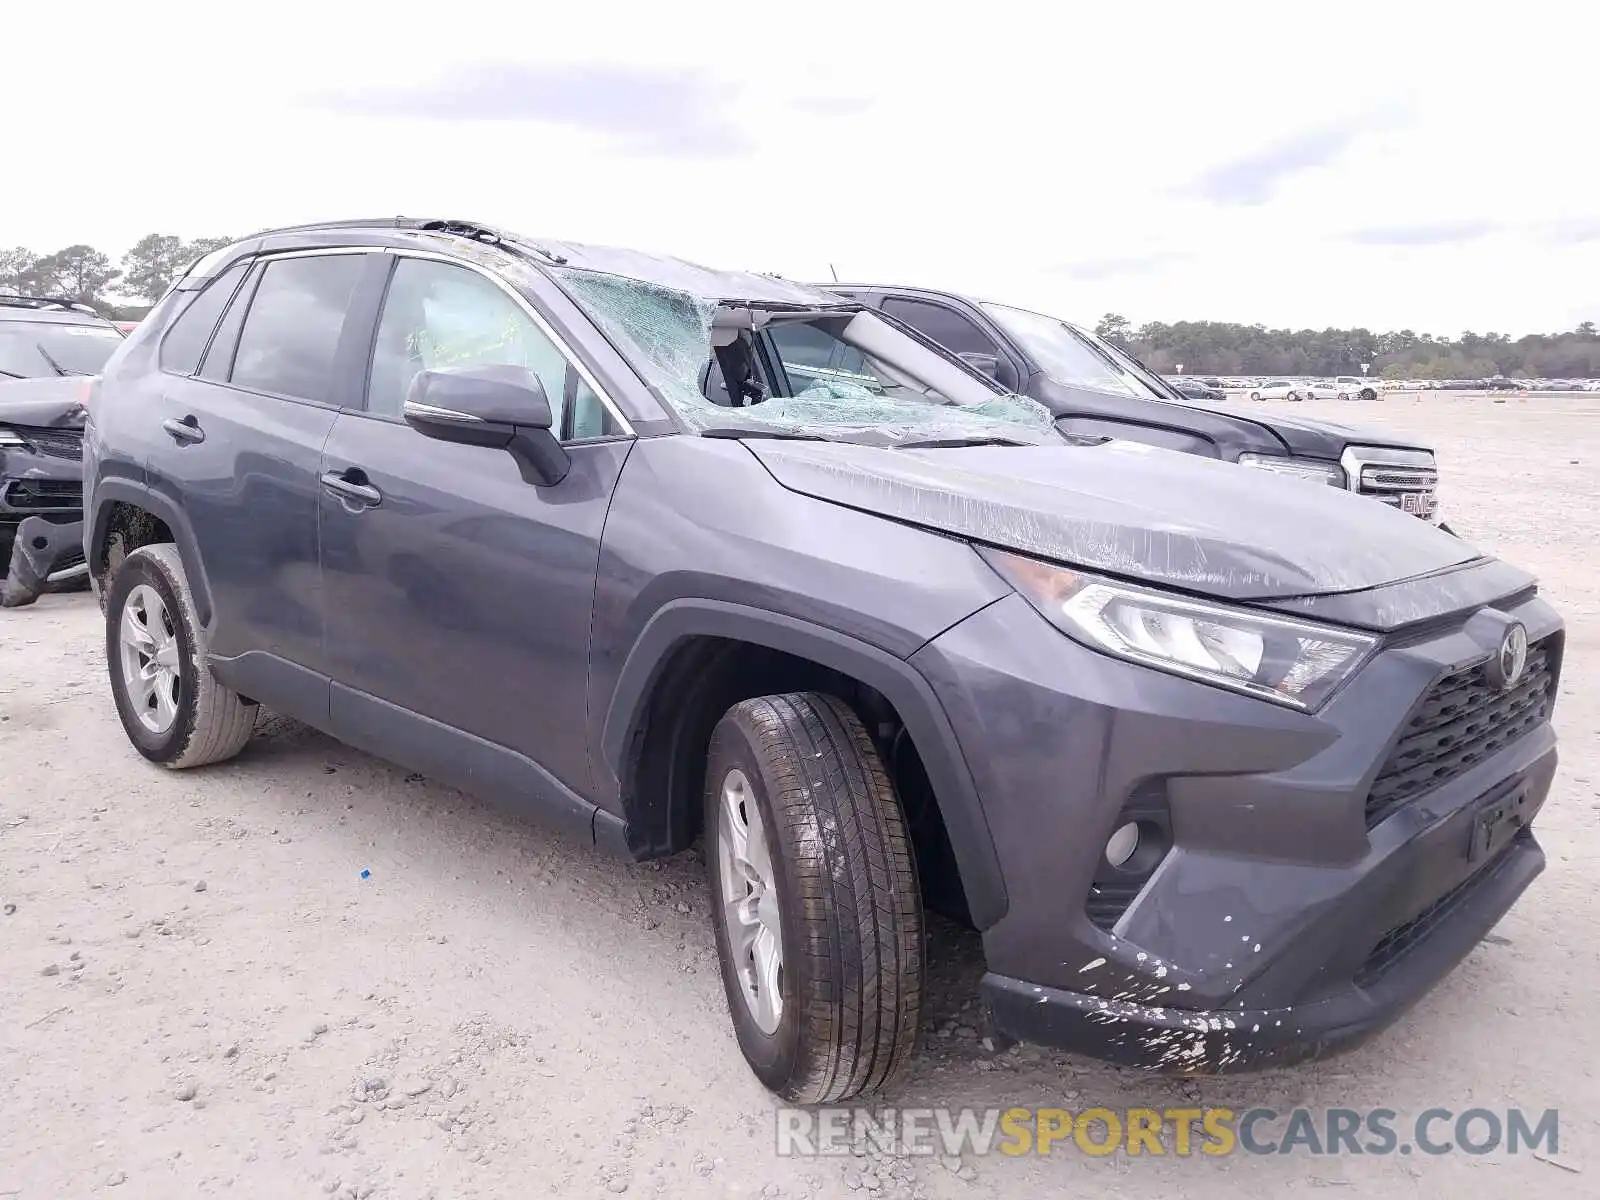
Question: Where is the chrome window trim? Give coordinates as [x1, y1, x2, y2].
[254, 247, 381, 260]
[402, 399, 484, 425]
[382, 247, 635, 438]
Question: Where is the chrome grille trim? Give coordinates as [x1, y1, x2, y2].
[1341, 446, 1439, 519]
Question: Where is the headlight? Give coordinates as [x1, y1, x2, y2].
[1237, 453, 1344, 486]
[980, 548, 1378, 710]
[0, 427, 27, 447]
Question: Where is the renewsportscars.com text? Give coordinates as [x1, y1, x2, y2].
[775, 1106, 1560, 1158]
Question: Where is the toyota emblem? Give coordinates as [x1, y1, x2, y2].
[1487, 622, 1529, 690]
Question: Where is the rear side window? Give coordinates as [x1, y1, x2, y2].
[158, 261, 249, 376]
[880, 297, 999, 358]
[230, 255, 367, 404]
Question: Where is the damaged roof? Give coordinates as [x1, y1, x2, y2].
[535, 238, 846, 307]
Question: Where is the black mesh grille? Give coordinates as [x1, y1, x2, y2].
[1354, 841, 1521, 987]
[1365, 641, 1553, 827]
[2, 479, 82, 509]
[1086, 879, 1145, 930]
[13, 425, 84, 459]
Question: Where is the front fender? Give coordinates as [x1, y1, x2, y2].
[601, 598, 1010, 930]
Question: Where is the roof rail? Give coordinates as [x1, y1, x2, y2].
[0, 293, 107, 317]
[249, 216, 570, 265]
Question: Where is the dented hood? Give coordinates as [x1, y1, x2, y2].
[0, 376, 91, 427]
[747, 438, 1482, 601]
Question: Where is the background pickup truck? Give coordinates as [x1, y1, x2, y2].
[823, 284, 1443, 523]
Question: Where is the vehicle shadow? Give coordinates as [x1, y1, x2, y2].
[228, 710, 1527, 1125]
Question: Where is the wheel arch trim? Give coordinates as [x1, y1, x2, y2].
[601, 599, 1009, 929]
[88, 479, 214, 627]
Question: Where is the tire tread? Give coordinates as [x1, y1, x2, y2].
[721, 691, 923, 1104]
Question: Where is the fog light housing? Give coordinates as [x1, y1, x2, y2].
[1104, 821, 1140, 867]
[1086, 787, 1174, 931]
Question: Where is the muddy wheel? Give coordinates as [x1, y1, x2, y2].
[105, 543, 257, 768]
[705, 692, 924, 1103]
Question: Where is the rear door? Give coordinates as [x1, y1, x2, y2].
[145, 248, 382, 705]
[875, 294, 1025, 390]
[317, 251, 632, 826]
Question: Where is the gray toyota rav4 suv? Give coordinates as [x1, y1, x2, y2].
[85, 218, 1562, 1101]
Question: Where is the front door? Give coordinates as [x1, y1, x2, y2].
[318, 253, 631, 831]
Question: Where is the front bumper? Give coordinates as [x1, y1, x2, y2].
[981, 829, 1542, 1072]
[1, 515, 87, 607]
[911, 587, 1562, 1073]
[1, 450, 84, 558]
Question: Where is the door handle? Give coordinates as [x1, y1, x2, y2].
[320, 470, 382, 508]
[162, 415, 205, 445]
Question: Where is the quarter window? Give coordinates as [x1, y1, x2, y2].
[158, 260, 250, 376]
[230, 255, 368, 404]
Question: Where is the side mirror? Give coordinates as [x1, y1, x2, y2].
[958, 351, 1019, 392]
[402, 365, 569, 486]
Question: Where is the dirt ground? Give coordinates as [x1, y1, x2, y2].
[3, 393, 1597, 1199]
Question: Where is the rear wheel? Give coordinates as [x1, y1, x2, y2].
[1250, 391, 1262, 401]
[105, 543, 257, 768]
[705, 692, 924, 1103]
[1360, 387, 1377, 401]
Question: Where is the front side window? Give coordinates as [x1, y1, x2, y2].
[230, 254, 368, 403]
[767, 322, 875, 394]
[368, 257, 618, 440]
[159, 260, 250, 376]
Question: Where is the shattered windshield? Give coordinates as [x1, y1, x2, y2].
[553, 269, 1057, 445]
[980, 303, 1166, 401]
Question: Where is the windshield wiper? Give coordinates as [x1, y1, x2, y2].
[699, 427, 827, 442]
[0, 368, 26, 379]
[894, 435, 1035, 449]
[34, 345, 86, 377]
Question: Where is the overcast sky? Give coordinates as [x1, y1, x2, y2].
[9, 0, 1598, 335]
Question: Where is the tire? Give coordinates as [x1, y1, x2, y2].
[1360, 388, 1377, 402]
[105, 543, 257, 768]
[1250, 391, 1262, 401]
[704, 692, 924, 1104]
[1338, 392, 1351, 401]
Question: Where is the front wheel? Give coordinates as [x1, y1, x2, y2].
[705, 692, 924, 1104]
[105, 543, 258, 768]
[1338, 392, 1351, 401]
[1250, 391, 1263, 401]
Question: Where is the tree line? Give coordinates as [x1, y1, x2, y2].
[4, 232, 1595, 378]
[1093, 314, 1600, 380]
[0, 234, 240, 321]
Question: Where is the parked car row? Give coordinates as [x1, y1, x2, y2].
[64, 216, 1560, 1102]
[1214, 375, 1599, 394]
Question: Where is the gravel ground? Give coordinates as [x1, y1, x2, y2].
[2, 394, 1596, 1198]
